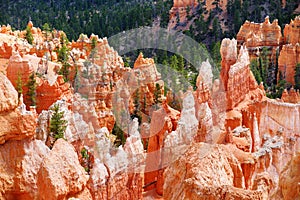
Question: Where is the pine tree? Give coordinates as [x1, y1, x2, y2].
[154, 83, 162, 104]
[112, 123, 126, 147]
[16, 72, 23, 99]
[50, 104, 67, 141]
[42, 23, 51, 41]
[25, 26, 34, 45]
[177, 55, 184, 72]
[57, 42, 70, 82]
[26, 73, 36, 106]
[91, 36, 97, 50]
[57, 44, 69, 63]
[59, 62, 71, 82]
[131, 88, 142, 123]
[74, 65, 81, 92]
[250, 59, 262, 84]
[169, 55, 178, 71]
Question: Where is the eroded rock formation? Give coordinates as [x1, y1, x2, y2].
[276, 151, 300, 199]
[164, 143, 261, 200]
[237, 16, 282, 48]
[0, 74, 36, 144]
[283, 15, 300, 45]
[37, 139, 89, 200]
[278, 44, 300, 85]
[144, 100, 180, 194]
[220, 38, 264, 111]
[0, 139, 49, 200]
[281, 88, 300, 103]
[0, 17, 300, 200]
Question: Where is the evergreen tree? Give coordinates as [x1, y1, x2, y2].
[25, 25, 33, 45]
[57, 44, 69, 63]
[91, 36, 97, 50]
[50, 104, 67, 141]
[57, 42, 70, 82]
[112, 123, 126, 147]
[169, 55, 178, 70]
[16, 72, 23, 99]
[26, 73, 37, 106]
[154, 83, 162, 105]
[60, 62, 71, 82]
[211, 41, 221, 72]
[177, 55, 184, 72]
[74, 65, 81, 92]
[250, 59, 262, 84]
[276, 73, 287, 98]
[131, 88, 142, 123]
[42, 23, 51, 41]
[212, 17, 221, 41]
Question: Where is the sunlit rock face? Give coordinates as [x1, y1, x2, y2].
[163, 143, 264, 200]
[89, 121, 145, 200]
[220, 38, 264, 111]
[0, 139, 49, 200]
[237, 17, 282, 48]
[283, 15, 300, 45]
[0, 73, 36, 144]
[278, 44, 300, 85]
[36, 139, 88, 200]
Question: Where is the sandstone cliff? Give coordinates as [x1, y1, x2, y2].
[0, 73, 36, 144]
[220, 38, 265, 111]
[237, 16, 282, 48]
[278, 43, 300, 85]
[275, 151, 300, 199]
[237, 15, 300, 88]
[283, 15, 300, 45]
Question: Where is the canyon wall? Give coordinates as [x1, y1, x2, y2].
[0, 73, 36, 144]
[220, 38, 264, 111]
[278, 44, 300, 85]
[237, 15, 300, 87]
[283, 15, 300, 45]
[237, 17, 282, 48]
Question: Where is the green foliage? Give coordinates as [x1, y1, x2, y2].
[59, 62, 71, 82]
[0, 0, 173, 41]
[57, 42, 70, 82]
[112, 123, 126, 147]
[73, 65, 81, 92]
[80, 147, 91, 173]
[50, 104, 67, 141]
[57, 44, 69, 63]
[81, 148, 89, 159]
[123, 56, 131, 68]
[250, 59, 262, 84]
[25, 26, 33, 44]
[16, 72, 23, 98]
[212, 17, 222, 41]
[131, 88, 142, 124]
[177, 55, 184, 72]
[42, 23, 51, 40]
[91, 36, 97, 49]
[276, 78, 288, 98]
[154, 83, 162, 105]
[211, 41, 221, 76]
[26, 73, 37, 106]
[169, 55, 179, 70]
